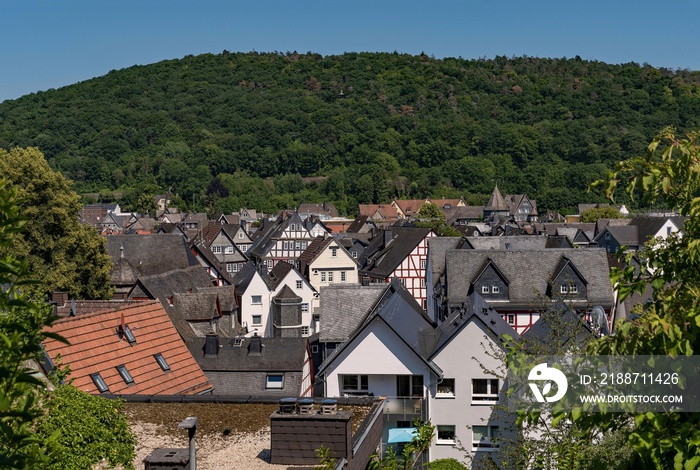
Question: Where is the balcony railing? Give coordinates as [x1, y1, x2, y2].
[382, 396, 424, 419]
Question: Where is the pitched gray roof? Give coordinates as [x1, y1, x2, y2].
[173, 292, 221, 322]
[463, 235, 551, 251]
[360, 227, 432, 278]
[629, 217, 675, 243]
[425, 293, 520, 359]
[427, 237, 464, 287]
[318, 284, 388, 343]
[485, 185, 509, 211]
[131, 266, 214, 305]
[106, 234, 198, 281]
[187, 336, 307, 372]
[194, 285, 238, 312]
[596, 225, 639, 246]
[445, 248, 614, 308]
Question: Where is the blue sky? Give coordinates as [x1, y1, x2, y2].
[1, 1, 699, 103]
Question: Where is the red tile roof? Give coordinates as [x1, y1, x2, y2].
[43, 300, 213, 396]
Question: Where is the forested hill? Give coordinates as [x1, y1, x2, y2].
[2, 51, 700, 215]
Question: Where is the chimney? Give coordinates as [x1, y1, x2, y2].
[383, 230, 393, 247]
[248, 333, 262, 356]
[178, 417, 198, 470]
[51, 292, 69, 307]
[204, 334, 219, 358]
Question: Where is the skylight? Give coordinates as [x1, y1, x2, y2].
[90, 373, 109, 393]
[153, 353, 170, 371]
[123, 325, 136, 344]
[116, 365, 134, 384]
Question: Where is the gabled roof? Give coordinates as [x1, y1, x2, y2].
[358, 204, 399, 221]
[444, 205, 484, 224]
[594, 225, 639, 246]
[628, 217, 678, 243]
[274, 284, 301, 301]
[54, 300, 149, 318]
[427, 237, 465, 287]
[360, 227, 433, 278]
[346, 216, 373, 233]
[247, 213, 308, 258]
[424, 293, 520, 359]
[194, 285, 238, 312]
[186, 336, 307, 372]
[318, 284, 389, 343]
[430, 198, 464, 209]
[43, 300, 212, 395]
[550, 256, 588, 285]
[318, 279, 439, 377]
[484, 185, 509, 211]
[129, 265, 214, 304]
[106, 235, 198, 281]
[463, 235, 552, 251]
[232, 261, 266, 293]
[173, 292, 222, 322]
[393, 199, 428, 217]
[297, 202, 339, 218]
[267, 260, 295, 290]
[190, 242, 233, 285]
[445, 249, 613, 307]
[521, 303, 595, 352]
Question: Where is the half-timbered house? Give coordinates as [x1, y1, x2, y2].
[247, 212, 316, 269]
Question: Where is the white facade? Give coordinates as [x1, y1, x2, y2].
[429, 319, 512, 464]
[239, 270, 273, 337]
[390, 231, 435, 309]
[307, 239, 360, 308]
[271, 269, 317, 337]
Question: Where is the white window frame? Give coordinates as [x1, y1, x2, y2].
[481, 285, 489, 294]
[472, 378, 499, 404]
[492, 285, 499, 294]
[560, 284, 568, 294]
[421, 259, 426, 269]
[352, 251, 358, 258]
[321, 272, 326, 282]
[472, 425, 499, 451]
[507, 314, 515, 325]
[251, 295, 262, 305]
[301, 326, 309, 336]
[570, 284, 578, 294]
[241, 245, 248, 252]
[436, 425, 456, 445]
[436, 378, 455, 398]
[238, 231, 244, 239]
[226, 263, 234, 273]
[301, 303, 309, 312]
[331, 247, 338, 257]
[266, 373, 284, 389]
[341, 271, 346, 282]
[252, 315, 262, 325]
[328, 271, 334, 282]
[225, 245, 234, 254]
[212, 246, 223, 254]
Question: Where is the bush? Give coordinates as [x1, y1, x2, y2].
[427, 458, 468, 469]
[35, 385, 136, 470]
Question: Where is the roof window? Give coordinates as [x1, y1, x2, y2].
[116, 365, 134, 384]
[153, 353, 170, 371]
[90, 373, 109, 393]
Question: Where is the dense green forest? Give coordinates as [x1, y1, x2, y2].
[2, 51, 700, 215]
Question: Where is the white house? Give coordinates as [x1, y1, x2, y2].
[299, 236, 360, 309]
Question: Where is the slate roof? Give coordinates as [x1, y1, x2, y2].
[484, 185, 509, 211]
[359, 227, 432, 279]
[543, 223, 596, 239]
[444, 205, 484, 224]
[445, 248, 614, 308]
[186, 336, 307, 372]
[595, 225, 639, 246]
[317, 284, 389, 343]
[346, 216, 372, 233]
[424, 293, 520, 359]
[55, 300, 148, 318]
[266, 260, 296, 290]
[106, 235, 198, 283]
[43, 300, 213, 395]
[318, 279, 439, 376]
[190, 241, 233, 285]
[431, 199, 464, 209]
[427, 237, 464, 287]
[462, 235, 552, 251]
[297, 202, 339, 218]
[130, 265, 215, 304]
[232, 262, 263, 293]
[194, 285, 238, 312]
[629, 217, 676, 243]
[173, 292, 221, 322]
[521, 303, 596, 352]
[297, 236, 333, 265]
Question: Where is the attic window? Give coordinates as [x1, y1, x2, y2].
[232, 337, 243, 347]
[560, 284, 568, 294]
[154, 354, 170, 371]
[116, 365, 134, 384]
[90, 373, 109, 393]
[123, 325, 136, 344]
[331, 247, 338, 257]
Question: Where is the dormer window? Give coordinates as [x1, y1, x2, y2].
[492, 286, 499, 294]
[560, 284, 568, 294]
[482, 286, 489, 294]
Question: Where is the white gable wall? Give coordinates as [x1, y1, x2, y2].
[324, 318, 434, 397]
[272, 269, 316, 335]
[240, 271, 273, 337]
[429, 319, 511, 463]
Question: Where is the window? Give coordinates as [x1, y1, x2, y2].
[352, 251, 358, 258]
[116, 365, 134, 384]
[396, 420, 412, 428]
[301, 241, 308, 249]
[296, 280, 303, 289]
[311, 344, 319, 353]
[437, 425, 456, 445]
[266, 374, 284, 389]
[225, 245, 234, 254]
[605, 232, 611, 240]
[397, 375, 424, 397]
[328, 272, 334, 282]
[266, 259, 273, 268]
[241, 245, 248, 252]
[331, 247, 338, 257]
[123, 325, 136, 344]
[507, 314, 515, 325]
[227, 263, 234, 272]
[154, 354, 170, 371]
[421, 259, 426, 269]
[437, 378, 455, 397]
[301, 326, 309, 336]
[283, 241, 290, 250]
[251, 295, 262, 305]
[667, 226, 672, 236]
[90, 373, 109, 393]
[472, 426, 499, 451]
[321, 272, 326, 282]
[212, 246, 222, 254]
[472, 378, 499, 403]
[560, 284, 568, 294]
[341, 271, 346, 282]
[341, 374, 369, 394]
[252, 315, 262, 325]
[570, 284, 578, 294]
[301, 303, 309, 312]
[481, 285, 489, 294]
[295, 241, 301, 250]
[491, 285, 499, 294]
[290, 224, 297, 231]
[421, 278, 426, 287]
[238, 231, 244, 239]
